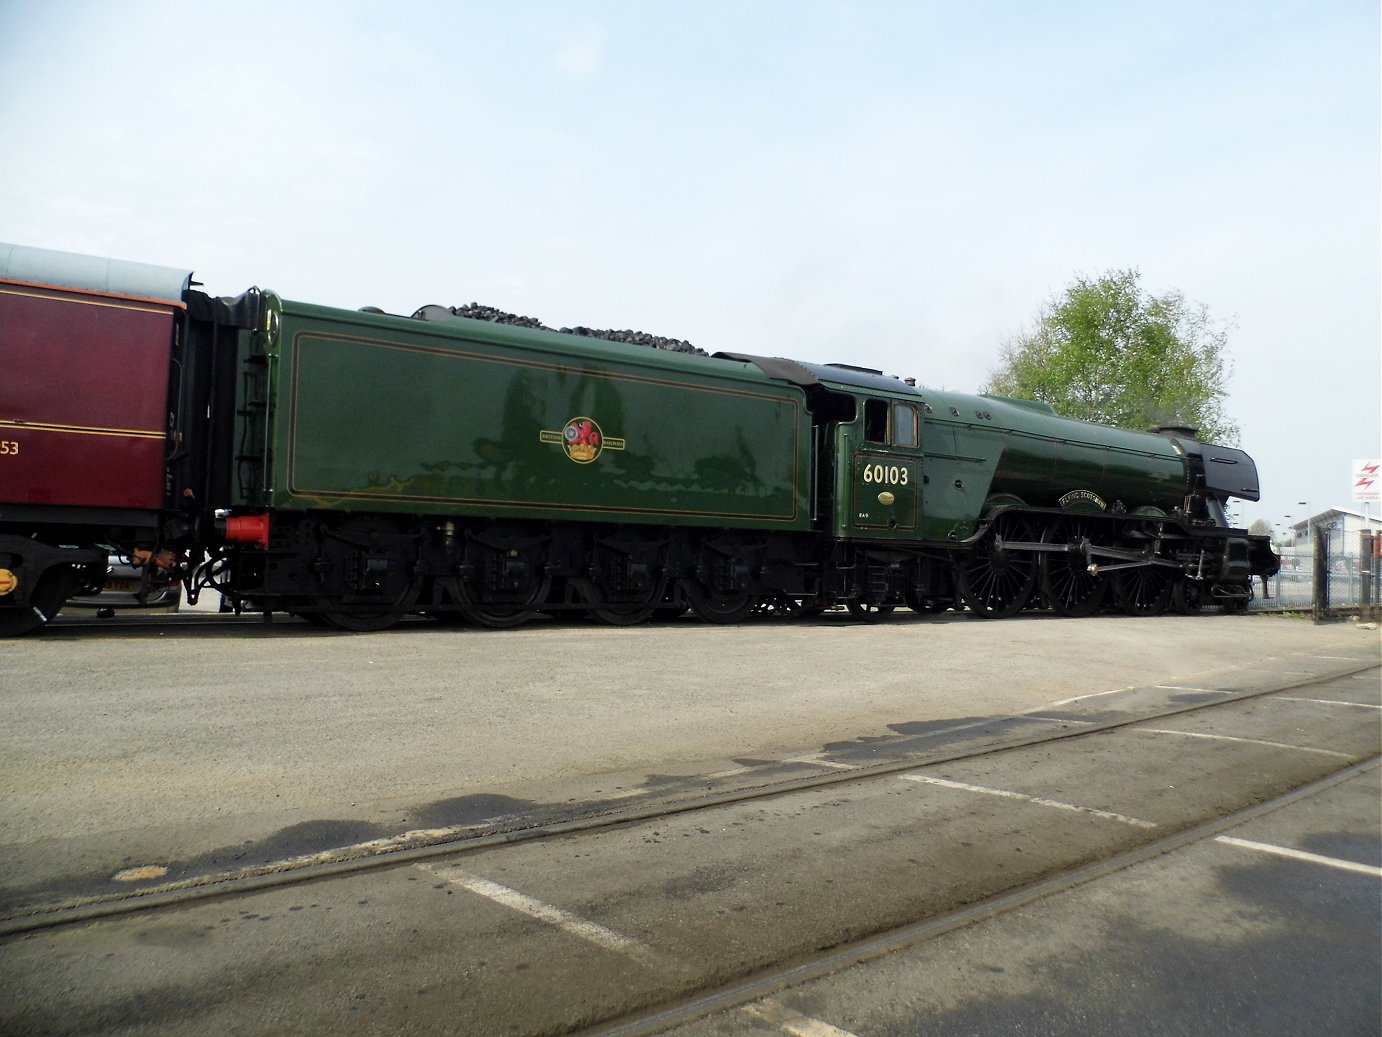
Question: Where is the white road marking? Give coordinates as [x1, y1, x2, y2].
[704, 764, 755, 780]
[583, 787, 650, 802]
[1215, 836, 1382, 878]
[743, 999, 862, 1037]
[421, 865, 860, 1037]
[900, 775, 1157, 828]
[902, 717, 989, 736]
[1022, 716, 1097, 726]
[418, 863, 669, 968]
[1312, 655, 1362, 661]
[783, 755, 859, 771]
[413, 674, 1372, 1037]
[1034, 686, 1132, 709]
[1153, 685, 1232, 694]
[1136, 729, 1354, 758]
[1273, 696, 1382, 710]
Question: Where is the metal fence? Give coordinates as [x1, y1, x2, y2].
[1252, 543, 1379, 614]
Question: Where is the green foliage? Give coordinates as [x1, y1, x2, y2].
[984, 270, 1238, 443]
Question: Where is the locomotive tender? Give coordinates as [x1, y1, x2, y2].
[0, 242, 1278, 635]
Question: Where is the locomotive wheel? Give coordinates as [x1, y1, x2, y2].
[313, 582, 421, 632]
[290, 603, 335, 627]
[572, 574, 666, 625]
[846, 600, 895, 623]
[1113, 566, 1174, 617]
[0, 565, 74, 637]
[575, 537, 666, 626]
[1171, 579, 1204, 614]
[683, 579, 756, 624]
[958, 514, 1037, 618]
[454, 573, 552, 629]
[314, 607, 406, 632]
[1039, 518, 1108, 617]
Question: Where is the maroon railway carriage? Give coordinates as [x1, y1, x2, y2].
[0, 245, 193, 634]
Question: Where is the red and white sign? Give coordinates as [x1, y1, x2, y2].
[1353, 458, 1381, 505]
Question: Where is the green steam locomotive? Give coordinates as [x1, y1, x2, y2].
[0, 243, 1278, 634]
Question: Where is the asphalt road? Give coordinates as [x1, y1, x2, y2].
[668, 764, 1382, 1037]
[2, 612, 1378, 904]
[0, 612, 1377, 1035]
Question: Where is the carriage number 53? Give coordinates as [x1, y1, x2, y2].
[0, 441, 18, 457]
[861, 462, 907, 486]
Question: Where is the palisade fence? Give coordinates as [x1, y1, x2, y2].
[1252, 530, 1379, 616]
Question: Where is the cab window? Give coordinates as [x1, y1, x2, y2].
[892, 402, 918, 447]
[864, 398, 918, 447]
[864, 399, 888, 443]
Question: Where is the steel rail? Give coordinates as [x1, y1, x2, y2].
[585, 755, 1382, 1037]
[1, 660, 1374, 938]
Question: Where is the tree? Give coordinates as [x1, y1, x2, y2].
[983, 270, 1238, 443]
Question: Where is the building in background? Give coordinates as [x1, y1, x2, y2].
[1282, 507, 1371, 560]
[1266, 507, 1377, 610]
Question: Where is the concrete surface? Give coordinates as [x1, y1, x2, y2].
[1, 613, 1377, 911]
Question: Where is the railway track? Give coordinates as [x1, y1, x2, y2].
[5, 659, 1375, 937]
[2, 659, 1376, 1034]
[584, 755, 1381, 1037]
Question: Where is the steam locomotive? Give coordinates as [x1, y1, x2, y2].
[0, 242, 1278, 635]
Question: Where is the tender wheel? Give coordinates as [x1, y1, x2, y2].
[574, 538, 666, 626]
[683, 579, 757, 624]
[573, 574, 666, 625]
[0, 565, 75, 637]
[453, 572, 552, 629]
[443, 529, 553, 629]
[1114, 566, 1174, 617]
[846, 600, 895, 623]
[313, 582, 421, 632]
[289, 600, 335, 627]
[958, 514, 1037, 618]
[313, 608, 406, 632]
[1039, 518, 1108, 617]
[301, 517, 425, 632]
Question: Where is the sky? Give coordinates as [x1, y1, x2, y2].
[2, 0, 1377, 536]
